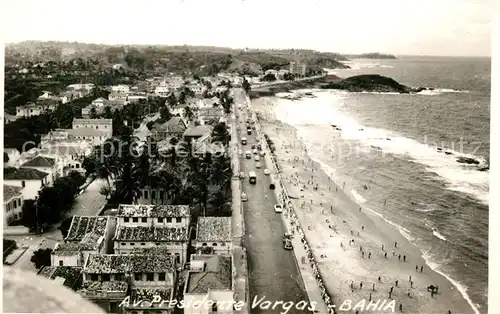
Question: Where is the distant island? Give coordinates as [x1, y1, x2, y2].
[346, 53, 397, 59]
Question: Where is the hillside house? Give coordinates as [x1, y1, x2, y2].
[110, 84, 130, 93]
[16, 102, 57, 117]
[4, 148, 21, 168]
[3, 167, 49, 200]
[37, 266, 83, 291]
[150, 117, 187, 141]
[3, 185, 24, 226]
[21, 156, 60, 185]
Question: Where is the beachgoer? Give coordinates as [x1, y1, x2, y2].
[378, 276, 381, 282]
[384, 199, 387, 206]
[436, 286, 439, 294]
[403, 255, 406, 262]
[362, 225, 364, 231]
[420, 266, 423, 273]
[360, 246, 363, 252]
[390, 286, 393, 293]
[373, 283, 375, 291]
[399, 303, 403, 312]
[395, 280, 398, 287]
[369, 293, 372, 301]
[382, 244, 385, 250]
[416, 265, 419, 271]
[336, 187, 338, 192]
[368, 252, 371, 259]
[389, 291, 392, 299]
[350, 281, 354, 289]
[362, 251, 365, 258]
[360, 282, 363, 289]
[393, 250, 395, 256]
[408, 289, 411, 297]
[384, 252, 388, 258]
[359, 207, 362, 212]
[395, 241, 398, 248]
[410, 281, 413, 288]
[409, 276, 411, 282]
[398, 254, 401, 260]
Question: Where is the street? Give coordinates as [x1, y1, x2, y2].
[233, 89, 309, 313]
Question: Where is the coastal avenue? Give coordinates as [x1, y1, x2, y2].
[233, 89, 310, 313]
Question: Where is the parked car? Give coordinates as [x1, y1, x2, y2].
[251, 144, 256, 149]
[239, 172, 245, 179]
[259, 151, 265, 157]
[264, 169, 271, 175]
[274, 204, 283, 213]
[253, 149, 258, 155]
[241, 192, 248, 202]
[255, 162, 262, 169]
[283, 238, 293, 250]
[254, 155, 260, 161]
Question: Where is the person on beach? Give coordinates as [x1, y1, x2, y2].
[403, 255, 406, 262]
[350, 281, 354, 289]
[398, 254, 401, 260]
[384, 252, 388, 258]
[372, 283, 375, 291]
[368, 252, 371, 259]
[409, 275, 411, 282]
[362, 225, 364, 231]
[399, 303, 403, 312]
[420, 266, 424, 272]
[390, 287, 394, 293]
[360, 282, 363, 289]
[395, 241, 398, 248]
[362, 251, 365, 258]
[410, 281, 413, 288]
[384, 199, 387, 206]
[360, 245, 363, 252]
[378, 276, 381, 282]
[416, 265, 419, 271]
[369, 293, 372, 301]
[382, 244, 385, 250]
[395, 280, 398, 287]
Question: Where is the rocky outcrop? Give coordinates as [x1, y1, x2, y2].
[456, 156, 481, 165]
[319, 74, 430, 94]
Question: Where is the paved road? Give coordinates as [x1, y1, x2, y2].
[233, 89, 309, 313]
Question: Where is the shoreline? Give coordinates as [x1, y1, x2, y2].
[252, 97, 477, 314]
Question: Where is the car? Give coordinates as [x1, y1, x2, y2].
[283, 238, 293, 250]
[241, 192, 248, 202]
[255, 162, 262, 169]
[254, 155, 260, 161]
[259, 151, 265, 157]
[238, 150, 243, 156]
[251, 144, 256, 149]
[274, 204, 283, 213]
[253, 149, 258, 155]
[264, 169, 271, 175]
[257, 144, 262, 150]
[239, 172, 245, 179]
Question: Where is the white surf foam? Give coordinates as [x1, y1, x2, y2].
[422, 251, 480, 314]
[351, 189, 367, 203]
[432, 228, 447, 241]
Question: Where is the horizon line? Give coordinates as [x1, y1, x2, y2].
[3, 39, 492, 58]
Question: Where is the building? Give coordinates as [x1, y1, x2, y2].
[110, 84, 130, 93]
[91, 97, 111, 107]
[4, 114, 20, 124]
[108, 92, 128, 102]
[72, 119, 113, 144]
[37, 266, 83, 291]
[3, 167, 49, 200]
[81, 105, 103, 118]
[183, 125, 213, 143]
[198, 107, 225, 125]
[80, 253, 176, 313]
[192, 217, 232, 255]
[113, 205, 191, 264]
[65, 128, 109, 147]
[16, 102, 57, 118]
[187, 84, 204, 95]
[39, 143, 90, 175]
[289, 61, 306, 77]
[3, 185, 24, 226]
[64, 216, 116, 255]
[150, 117, 188, 141]
[155, 84, 171, 97]
[21, 156, 60, 185]
[183, 255, 233, 314]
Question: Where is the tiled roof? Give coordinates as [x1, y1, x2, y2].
[116, 204, 191, 218]
[151, 117, 186, 134]
[186, 255, 232, 294]
[21, 156, 55, 167]
[37, 266, 83, 290]
[114, 226, 188, 242]
[196, 217, 232, 242]
[52, 242, 95, 256]
[40, 145, 88, 156]
[4, 167, 49, 180]
[79, 281, 128, 299]
[3, 185, 23, 201]
[84, 254, 176, 273]
[65, 216, 109, 242]
[183, 125, 213, 137]
[129, 288, 173, 304]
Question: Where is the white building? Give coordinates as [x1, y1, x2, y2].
[3, 167, 49, 200]
[21, 155, 61, 186]
[110, 84, 130, 93]
[3, 185, 24, 226]
[16, 102, 57, 117]
[289, 61, 306, 76]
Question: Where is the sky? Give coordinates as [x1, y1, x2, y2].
[0, 0, 494, 56]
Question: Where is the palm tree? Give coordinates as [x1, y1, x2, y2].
[182, 106, 194, 122]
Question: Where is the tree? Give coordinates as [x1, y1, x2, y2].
[59, 216, 73, 239]
[283, 72, 295, 81]
[160, 106, 172, 122]
[21, 200, 38, 230]
[4, 152, 9, 163]
[261, 73, 277, 82]
[166, 93, 177, 108]
[242, 78, 251, 94]
[89, 107, 98, 119]
[30, 248, 53, 269]
[102, 106, 113, 119]
[182, 106, 195, 122]
[211, 122, 230, 146]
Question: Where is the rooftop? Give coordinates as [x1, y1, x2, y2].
[39, 144, 89, 156]
[79, 281, 128, 299]
[3, 185, 23, 202]
[65, 216, 109, 242]
[196, 217, 232, 242]
[186, 255, 232, 294]
[4, 167, 49, 180]
[21, 156, 55, 168]
[183, 125, 213, 138]
[84, 254, 176, 273]
[151, 117, 187, 134]
[73, 118, 113, 125]
[52, 242, 96, 256]
[128, 288, 173, 305]
[116, 204, 191, 218]
[67, 128, 109, 137]
[37, 266, 83, 290]
[114, 226, 188, 242]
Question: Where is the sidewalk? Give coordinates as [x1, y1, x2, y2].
[253, 100, 329, 314]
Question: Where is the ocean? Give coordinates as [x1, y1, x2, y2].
[268, 56, 490, 313]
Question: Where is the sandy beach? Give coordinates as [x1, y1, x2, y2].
[252, 97, 475, 314]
